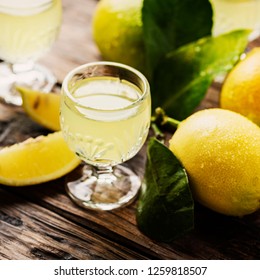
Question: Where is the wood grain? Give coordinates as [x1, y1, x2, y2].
[0, 188, 150, 260]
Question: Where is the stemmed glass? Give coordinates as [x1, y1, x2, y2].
[0, 0, 62, 106]
[209, 0, 260, 83]
[210, 0, 260, 41]
[60, 61, 151, 211]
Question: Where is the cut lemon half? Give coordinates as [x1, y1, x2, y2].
[0, 132, 80, 186]
[16, 86, 61, 131]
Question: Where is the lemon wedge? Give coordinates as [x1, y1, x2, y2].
[16, 86, 61, 131]
[0, 132, 80, 186]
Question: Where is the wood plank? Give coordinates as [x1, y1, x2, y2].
[3, 176, 259, 260]
[0, 189, 149, 260]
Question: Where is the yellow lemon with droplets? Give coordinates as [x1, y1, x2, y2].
[220, 47, 260, 126]
[169, 108, 260, 217]
[92, 0, 144, 72]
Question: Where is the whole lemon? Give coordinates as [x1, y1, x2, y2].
[169, 108, 260, 217]
[220, 48, 260, 126]
[92, 0, 145, 72]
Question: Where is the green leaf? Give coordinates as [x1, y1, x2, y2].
[152, 30, 250, 120]
[142, 0, 213, 77]
[136, 138, 194, 242]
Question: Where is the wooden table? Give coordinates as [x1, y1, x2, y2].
[0, 0, 259, 260]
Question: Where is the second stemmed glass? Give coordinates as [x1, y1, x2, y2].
[60, 61, 151, 211]
[0, 0, 62, 105]
[209, 0, 260, 83]
[210, 0, 260, 41]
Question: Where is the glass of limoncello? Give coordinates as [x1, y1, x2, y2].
[210, 0, 260, 41]
[0, 0, 62, 105]
[60, 62, 151, 211]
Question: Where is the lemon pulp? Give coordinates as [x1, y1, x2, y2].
[0, 131, 80, 186]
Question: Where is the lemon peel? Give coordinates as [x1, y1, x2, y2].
[220, 47, 260, 126]
[169, 108, 260, 217]
[92, 0, 144, 72]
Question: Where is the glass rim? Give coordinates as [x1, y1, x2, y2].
[62, 61, 150, 112]
[0, 0, 54, 10]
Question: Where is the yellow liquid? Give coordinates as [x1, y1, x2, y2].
[60, 77, 151, 167]
[0, 0, 62, 63]
[211, 0, 260, 40]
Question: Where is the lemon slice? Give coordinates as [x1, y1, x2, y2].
[16, 86, 61, 131]
[0, 132, 80, 186]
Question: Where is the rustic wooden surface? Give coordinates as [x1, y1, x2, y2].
[0, 0, 259, 260]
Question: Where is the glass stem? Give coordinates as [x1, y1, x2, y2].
[94, 166, 116, 183]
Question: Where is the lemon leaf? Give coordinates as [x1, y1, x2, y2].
[136, 138, 194, 242]
[142, 0, 213, 77]
[153, 30, 250, 120]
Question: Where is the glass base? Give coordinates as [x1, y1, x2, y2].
[0, 62, 56, 106]
[65, 164, 141, 211]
